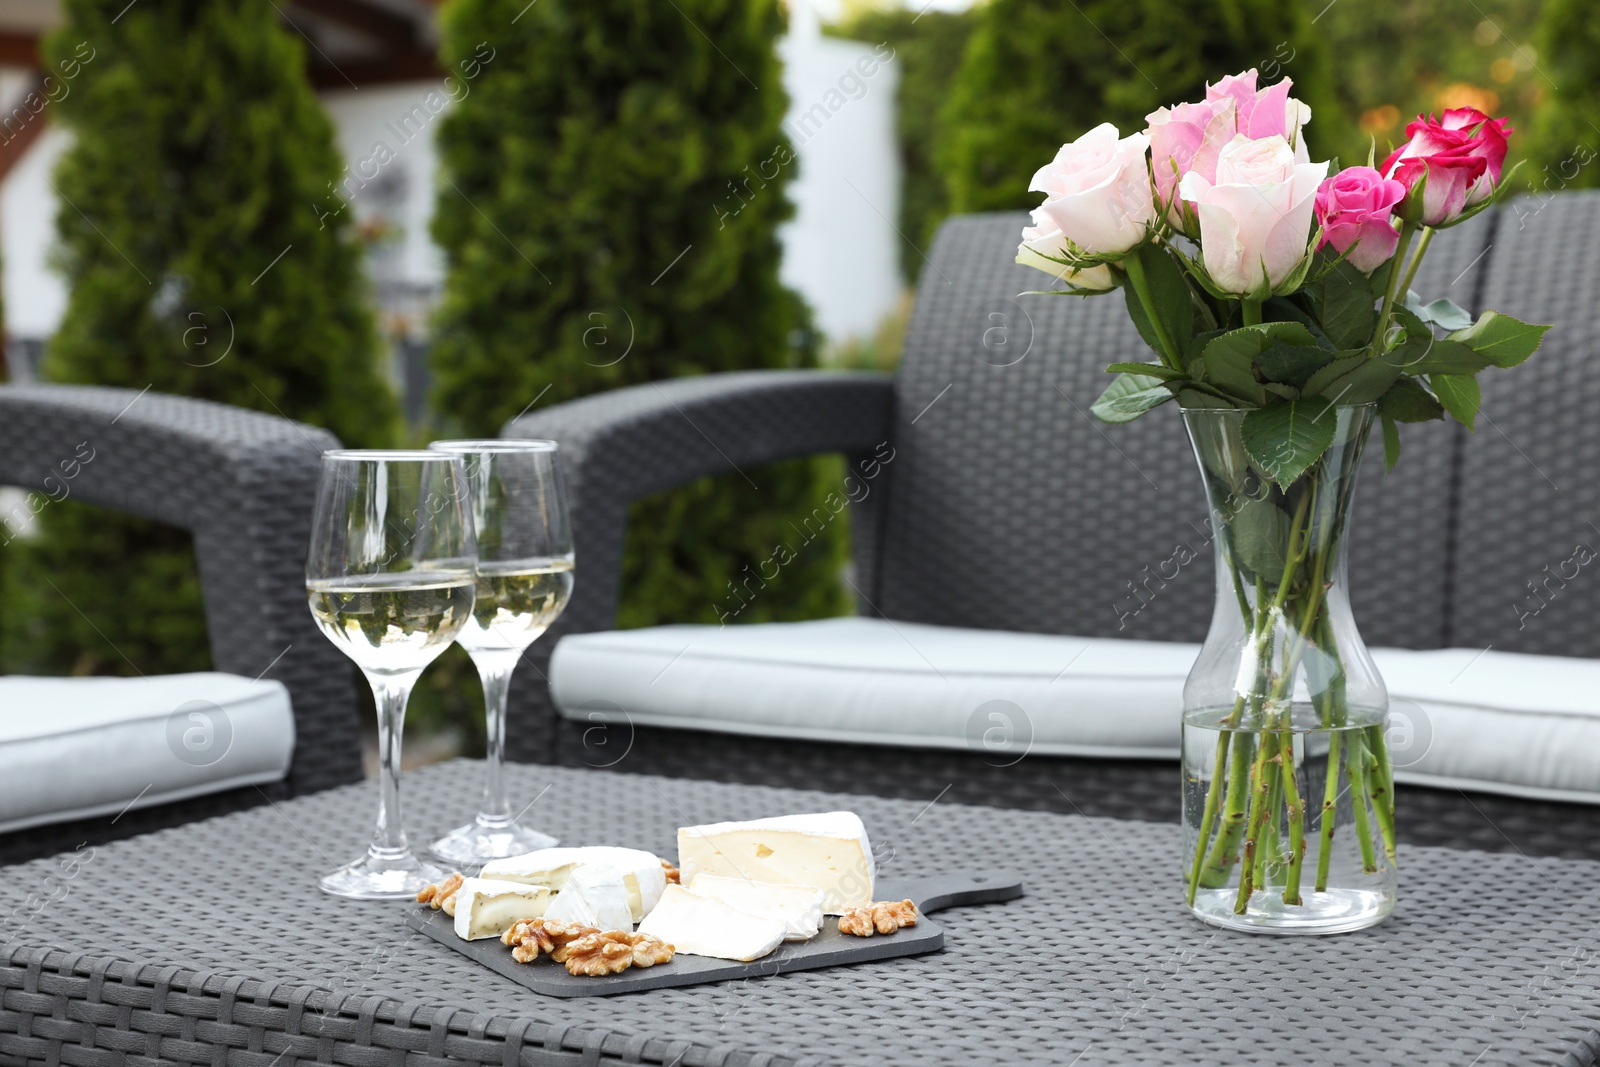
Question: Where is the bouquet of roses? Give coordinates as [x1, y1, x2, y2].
[1018, 70, 1550, 926]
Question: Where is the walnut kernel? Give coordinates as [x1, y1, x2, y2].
[417, 872, 464, 915]
[837, 899, 919, 936]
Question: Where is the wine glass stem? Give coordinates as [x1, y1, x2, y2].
[367, 671, 414, 853]
[474, 655, 516, 823]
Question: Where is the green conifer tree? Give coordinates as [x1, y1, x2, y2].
[938, 0, 1347, 214]
[1526, 0, 1600, 195]
[0, 0, 396, 675]
[428, 0, 849, 629]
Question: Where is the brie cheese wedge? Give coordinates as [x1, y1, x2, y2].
[542, 863, 635, 932]
[450, 878, 553, 941]
[677, 811, 874, 914]
[480, 846, 666, 921]
[636, 884, 786, 962]
[687, 873, 825, 941]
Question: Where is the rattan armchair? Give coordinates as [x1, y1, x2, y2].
[0, 385, 362, 863]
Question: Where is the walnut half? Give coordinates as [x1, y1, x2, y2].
[502, 917, 598, 964]
[837, 899, 919, 937]
[560, 930, 676, 977]
[660, 858, 681, 885]
[417, 872, 465, 916]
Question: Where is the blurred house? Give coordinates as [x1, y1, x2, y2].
[0, 0, 902, 410]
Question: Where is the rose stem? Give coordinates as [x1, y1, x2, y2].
[1370, 222, 1417, 359]
[1122, 252, 1185, 372]
[1364, 723, 1398, 862]
[1235, 728, 1278, 914]
[1186, 545, 1258, 905]
[1344, 728, 1379, 874]
[1395, 226, 1435, 305]
[1314, 724, 1343, 892]
[1256, 727, 1286, 888]
[1187, 695, 1244, 905]
[1280, 715, 1307, 905]
[1197, 573, 1275, 889]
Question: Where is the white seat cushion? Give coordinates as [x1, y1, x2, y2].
[552, 618, 1600, 805]
[551, 617, 1198, 759]
[0, 672, 295, 833]
[1370, 647, 1600, 804]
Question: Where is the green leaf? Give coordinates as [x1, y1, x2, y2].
[1105, 361, 1185, 381]
[1431, 373, 1482, 430]
[1262, 382, 1301, 400]
[1091, 372, 1173, 424]
[1226, 495, 1291, 584]
[1240, 397, 1338, 490]
[1257, 342, 1335, 387]
[1175, 387, 1235, 410]
[1403, 339, 1495, 375]
[1387, 308, 1492, 374]
[1199, 323, 1318, 405]
[1123, 245, 1195, 362]
[1380, 411, 1402, 471]
[1306, 350, 1404, 405]
[1301, 354, 1369, 398]
[1403, 293, 1474, 332]
[1377, 377, 1444, 423]
[1447, 311, 1552, 369]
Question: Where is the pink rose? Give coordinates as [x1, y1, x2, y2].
[1146, 99, 1233, 222]
[1146, 69, 1312, 226]
[1381, 108, 1513, 225]
[1029, 122, 1155, 257]
[1015, 208, 1116, 291]
[1209, 69, 1299, 143]
[1315, 166, 1407, 273]
[1179, 134, 1327, 296]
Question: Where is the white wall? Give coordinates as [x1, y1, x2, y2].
[777, 3, 904, 344]
[1, 82, 69, 344]
[319, 80, 449, 292]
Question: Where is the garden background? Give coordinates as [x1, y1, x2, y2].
[0, 0, 1590, 762]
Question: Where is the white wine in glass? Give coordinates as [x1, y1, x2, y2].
[428, 440, 574, 865]
[306, 450, 477, 900]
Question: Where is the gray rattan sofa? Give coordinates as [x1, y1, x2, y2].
[504, 190, 1600, 861]
[0, 386, 362, 863]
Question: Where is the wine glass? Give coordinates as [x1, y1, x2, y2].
[306, 450, 477, 899]
[427, 439, 575, 866]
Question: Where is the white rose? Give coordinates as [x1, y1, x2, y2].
[1178, 134, 1328, 296]
[1030, 123, 1156, 258]
[1015, 208, 1116, 291]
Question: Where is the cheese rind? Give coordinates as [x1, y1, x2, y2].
[479, 846, 666, 921]
[450, 878, 553, 941]
[677, 811, 874, 914]
[542, 864, 635, 932]
[687, 874, 825, 941]
[636, 885, 786, 962]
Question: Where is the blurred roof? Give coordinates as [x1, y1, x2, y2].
[0, 0, 444, 87]
[0, 0, 445, 181]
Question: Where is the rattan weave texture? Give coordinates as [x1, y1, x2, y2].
[3, 761, 1599, 1067]
[0, 385, 363, 862]
[503, 371, 895, 762]
[877, 211, 1495, 649]
[1451, 191, 1600, 655]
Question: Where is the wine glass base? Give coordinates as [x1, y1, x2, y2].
[429, 818, 559, 867]
[319, 847, 447, 900]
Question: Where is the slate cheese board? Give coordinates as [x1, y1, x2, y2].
[405, 870, 1023, 998]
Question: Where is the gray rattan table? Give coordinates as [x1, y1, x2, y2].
[4, 760, 1599, 1066]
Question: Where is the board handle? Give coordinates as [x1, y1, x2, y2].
[877, 871, 1024, 915]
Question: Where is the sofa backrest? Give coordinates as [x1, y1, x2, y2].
[1447, 190, 1600, 657]
[870, 211, 1495, 649]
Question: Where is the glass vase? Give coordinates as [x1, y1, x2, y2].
[1180, 405, 1395, 934]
